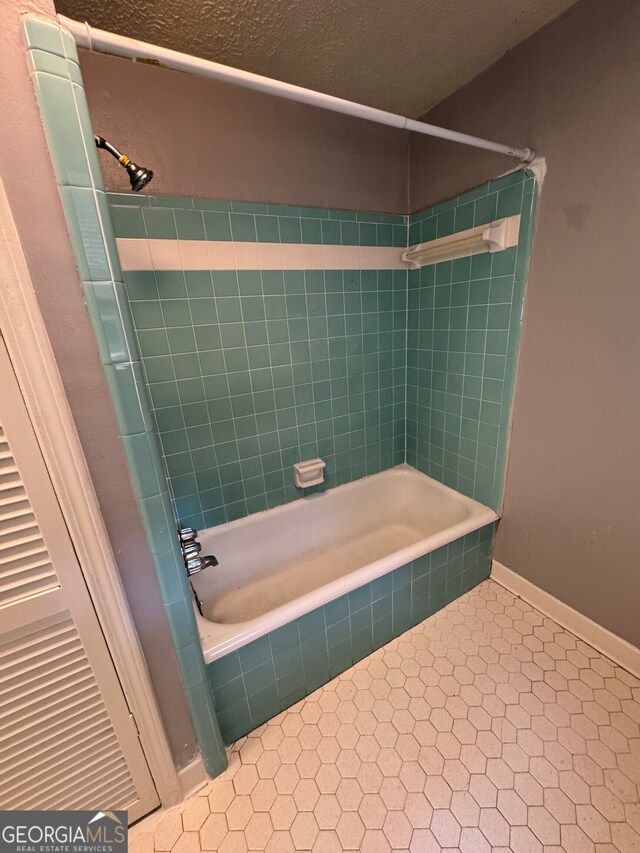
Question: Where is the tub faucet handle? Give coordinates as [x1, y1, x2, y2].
[179, 527, 198, 543]
[185, 556, 204, 576]
[183, 541, 202, 558]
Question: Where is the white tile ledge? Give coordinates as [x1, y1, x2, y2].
[116, 238, 408, 271]
[491, 559, 640, 679]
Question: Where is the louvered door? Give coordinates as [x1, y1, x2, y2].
[0, 333, 159, 822]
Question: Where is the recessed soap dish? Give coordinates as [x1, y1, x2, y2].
[293, 458, 326, 488]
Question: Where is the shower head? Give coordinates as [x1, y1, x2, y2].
[126, 162, 154, 193]
[94, 135, 154, 192]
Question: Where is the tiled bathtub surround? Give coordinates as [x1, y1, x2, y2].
[109, 175, 535, 528]
[105, 181, 535, 743]
[208, 525, 494, 744]
[406, 171, 536, 510]
[26, 12, 537, 771]
[108, 193, 408, 528]
[23, 15, 228, 776]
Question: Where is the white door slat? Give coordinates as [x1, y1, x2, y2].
[1, 699, 108, 757]
[3, 729, 124, 793]
[11, 751, 134, 811]
[0, 708, 109, 766]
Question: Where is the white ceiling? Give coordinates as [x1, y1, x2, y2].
[56, 0, 577, 117]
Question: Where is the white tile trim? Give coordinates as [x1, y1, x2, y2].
[179, 239, 209, 269]
[150, 239, 181, 271]
[302, 241, 325, 269]
[117, 237, 153, 270]
[233, 240, 260, 269]
[117, 238, 407, 271]
[208, 240, 237, 270]
[491, 560, 640, 679]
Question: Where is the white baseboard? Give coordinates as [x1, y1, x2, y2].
[129, 755, 208, 836]
[491, 560, 640, 680]
[178, 753, 207, 800]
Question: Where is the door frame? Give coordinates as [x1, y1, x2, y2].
[0, 177, 182, 808]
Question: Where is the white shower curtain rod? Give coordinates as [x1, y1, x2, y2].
[59, 15, 535, 163]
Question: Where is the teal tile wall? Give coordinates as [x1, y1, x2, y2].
[108, 194, 408, 528]
[406, 172, 537, 510]
[108, 192, 408, 246]
[207, 524, 494, 743]
[24, 15, 228, 778]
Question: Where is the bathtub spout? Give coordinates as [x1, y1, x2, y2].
[185, 553, 219, 576]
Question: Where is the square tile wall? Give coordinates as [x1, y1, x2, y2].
[406, 171, 537, 510]
[108, 193, 408, 528]
[207, 524, 494, 743]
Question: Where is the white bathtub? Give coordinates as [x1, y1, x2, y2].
[192, 464, 497, 663]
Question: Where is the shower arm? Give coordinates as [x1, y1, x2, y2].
[95, 135, 124, 162]
[94, 134, 154, 192]
[59, 15, 535, 163]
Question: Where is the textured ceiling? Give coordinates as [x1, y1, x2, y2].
[55, 0, 577, 117]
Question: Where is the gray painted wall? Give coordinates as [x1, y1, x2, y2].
[409, 0, 640, 647]
[79, 50, 408, 213]
[0, 0, 197, 768]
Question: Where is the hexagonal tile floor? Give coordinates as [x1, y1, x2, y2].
[131, 579, 640, 852]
